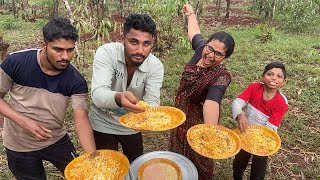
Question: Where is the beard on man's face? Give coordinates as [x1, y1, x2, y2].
[46, 52, 68, 72]
[130, 53, 146, 66]
[124, 45, 147, 66]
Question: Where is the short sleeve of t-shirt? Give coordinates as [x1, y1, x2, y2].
[207, 85, 226, 104]
[0, 57, 14, 92]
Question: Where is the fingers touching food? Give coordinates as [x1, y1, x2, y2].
[136, 101, 149, 110]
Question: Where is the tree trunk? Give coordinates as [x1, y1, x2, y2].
[12, 0, 17, 18]
[120, 0, 124, 17]
[99, 0, 105, 22]
[216, 0, 221, 14]
[53, 0, 59, 17]
[196, 0, 203, 16]
[20, 0, 25, 11]
[225, 0, 231, 18]
[271, 0, 276, 20]
[216, 0, 221, 7]
[96, 0, 101, 29]
[104, 0, 109, 16]
[89, 0, 94, 16]
[63, 0, 80, 64]
[63, 0, 75, 23]
[32, 5, 37, 17]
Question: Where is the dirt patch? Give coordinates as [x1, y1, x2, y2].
[229, 7, 254, 16]
[200, 15, 260, 27]
[203, 4, 260, 27]
[9, 39, 41, 52]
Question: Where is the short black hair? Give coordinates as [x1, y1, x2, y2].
[123, 14, 156, 37]
[263, 62, 287, 79]
[208, 31, 235, 58]
[42, 17, 78, 43]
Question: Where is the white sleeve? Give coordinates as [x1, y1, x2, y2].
[232, 98, 246, 120]
[90, 45, 118, 109]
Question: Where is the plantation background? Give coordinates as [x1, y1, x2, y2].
[0, 0, 319, 179]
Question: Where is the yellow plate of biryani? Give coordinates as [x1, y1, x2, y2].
[233, 125, 281, 156]
[64, 150, 130, 180]
[119, 106, 186, 131]
[138, 158, 182, 180]
[187, 124, 241, 159]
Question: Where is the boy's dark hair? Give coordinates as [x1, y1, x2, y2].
[42, 17, 78, 43]
[123, 14, 156, 37]
[263, 62, 287, 79]
[208, 31, 235, 58]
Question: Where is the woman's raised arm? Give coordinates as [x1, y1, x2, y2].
[184, 3, 200, 43]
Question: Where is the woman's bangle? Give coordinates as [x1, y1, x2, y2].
[186, 12, 194, 17]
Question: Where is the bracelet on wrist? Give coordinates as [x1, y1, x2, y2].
[186, 12, 194, 17]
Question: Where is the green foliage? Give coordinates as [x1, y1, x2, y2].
[73, 3, 112, 46]
[249, 0, 274, 19]
[0, 16, 18, 30]
[35, 19, 48, 29]
[277, 0, 320, 33]
[249, 0, 320, 33]
[0, 14, 43, 53]
[130, 0, 186, 56]
[1, 0, 64, 21]
[252, 24, 276, 43]
[29, 0, 53, 6]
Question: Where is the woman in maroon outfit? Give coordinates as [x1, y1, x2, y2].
[169, 3, 235, 180]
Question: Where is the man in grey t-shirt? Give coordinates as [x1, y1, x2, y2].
[89, 14, 164, 163]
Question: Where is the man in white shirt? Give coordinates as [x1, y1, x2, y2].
[89, 14, 164, 163]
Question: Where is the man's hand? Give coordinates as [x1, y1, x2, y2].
[0, 96, 52, 141]
[21, 119, 52, 141]
[115, 91, 145, 113]
[237, 113, 249, 133]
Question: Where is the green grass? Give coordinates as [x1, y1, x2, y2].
[0, 14, 45, 51]
[1, 3, 320, 180]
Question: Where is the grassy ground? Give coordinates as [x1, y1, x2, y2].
[1, 2, 320, 180]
